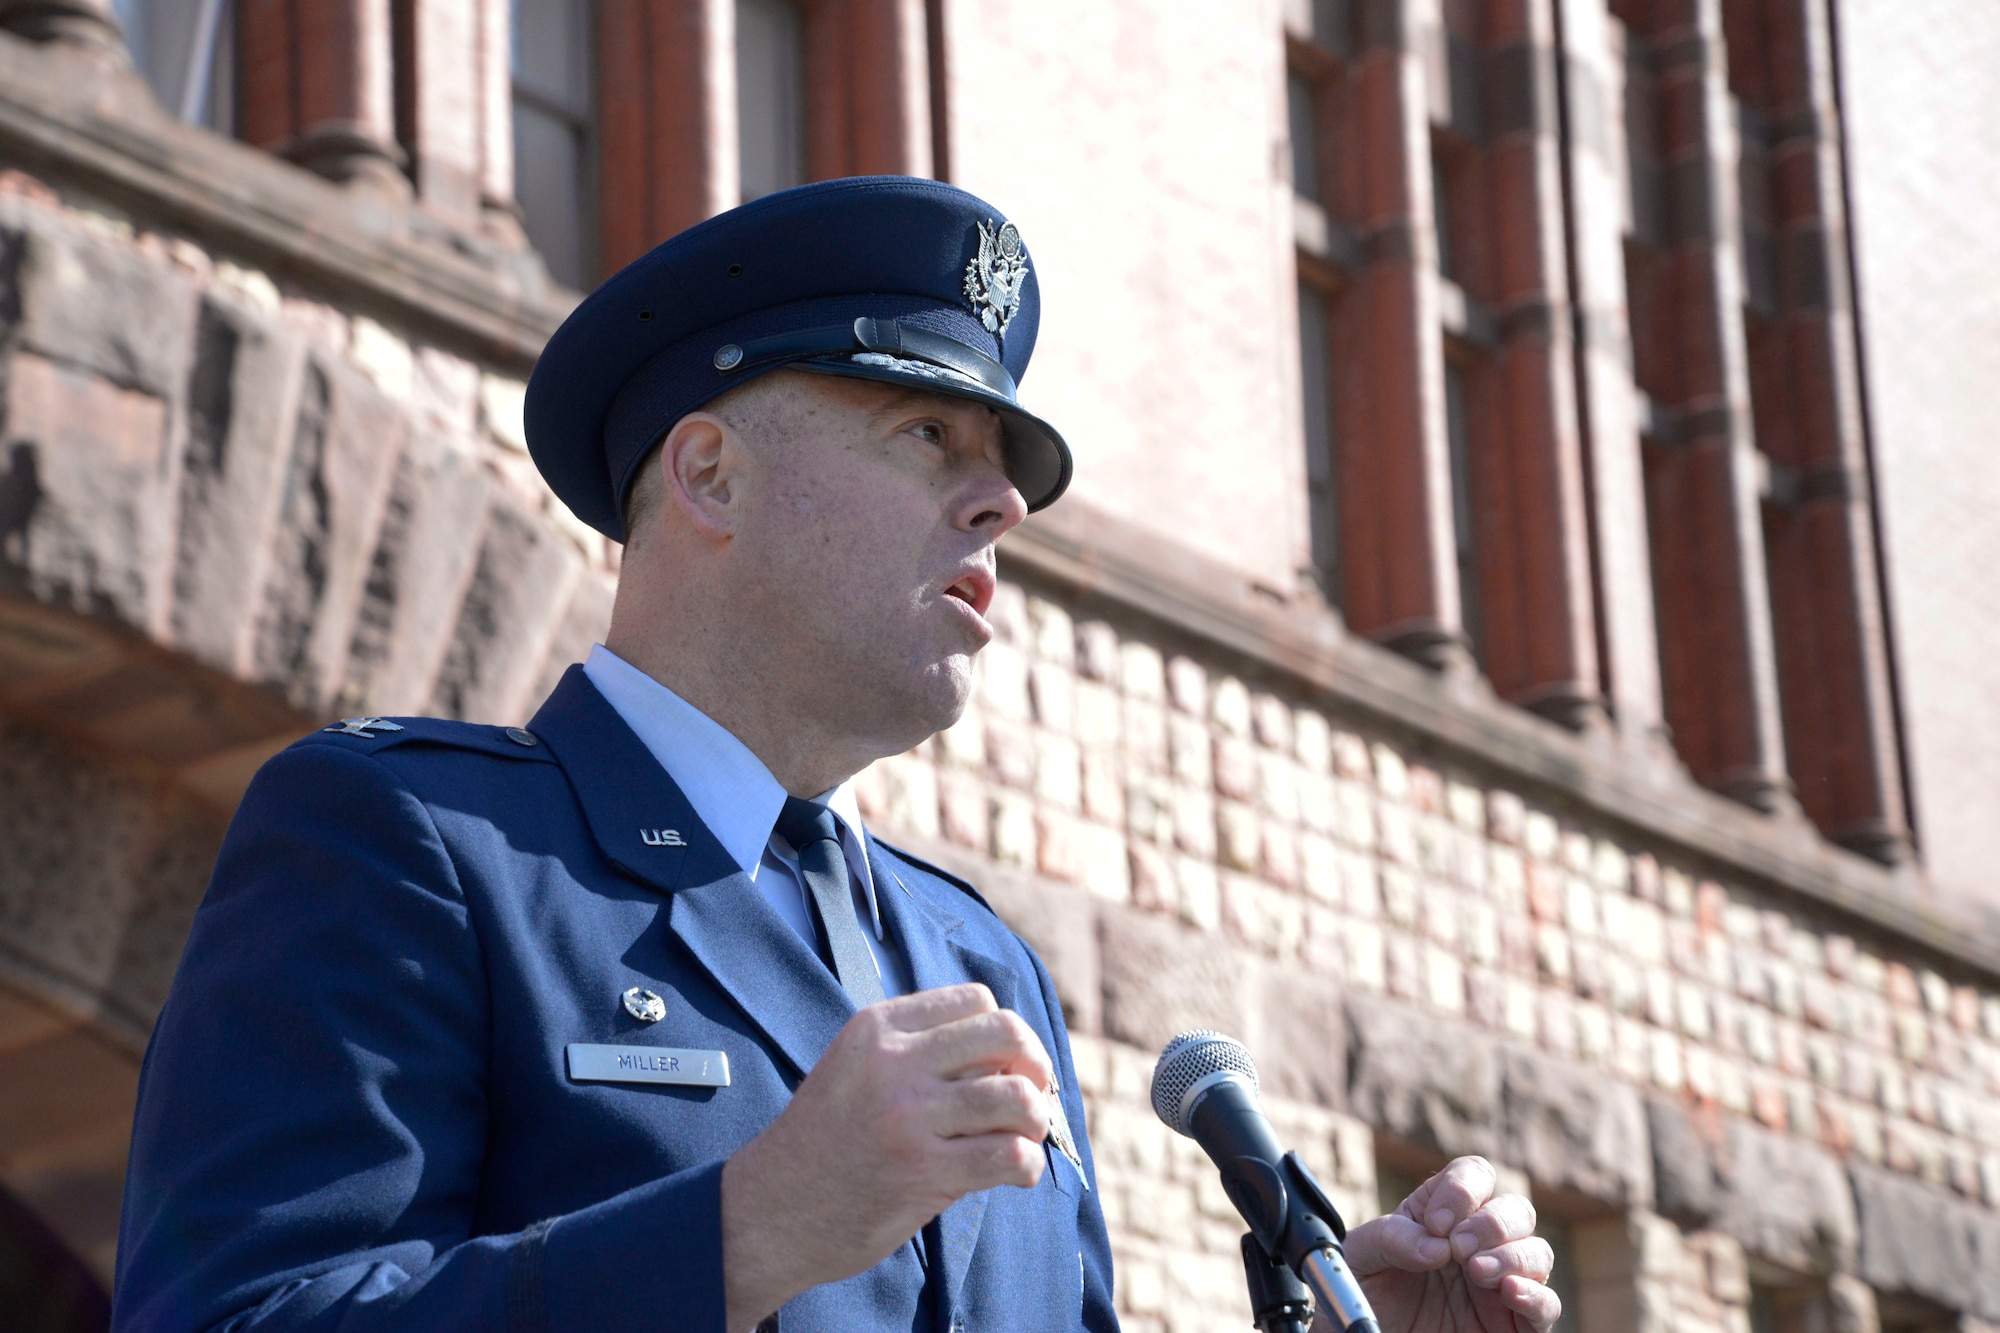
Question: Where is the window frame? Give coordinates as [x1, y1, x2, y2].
[509, 0, 601, 289]
[1286, 23, 1354, 612]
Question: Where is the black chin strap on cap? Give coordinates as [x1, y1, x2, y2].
[711, 317, 1019, 399]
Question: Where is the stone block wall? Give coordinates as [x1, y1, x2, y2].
[0, 162, 617, 744]
[850, 577, 2000, 1330]
[0, 151, 615, 1280]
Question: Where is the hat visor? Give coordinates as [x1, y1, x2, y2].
[789, 354, 1072, 512]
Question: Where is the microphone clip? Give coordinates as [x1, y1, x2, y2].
[1219, 1149, 1348, 1262]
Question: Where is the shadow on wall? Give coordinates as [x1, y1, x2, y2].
[0, 1182, 108, 1333]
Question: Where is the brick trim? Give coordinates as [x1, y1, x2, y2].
[238, 0, 406, 187]
[1334, 29, 1467, 671]
[1735, 0, 1910, 864]
[1629, 0, 1798, 818]
[803, 0, 932, 181]
[595, 0, 735, 275]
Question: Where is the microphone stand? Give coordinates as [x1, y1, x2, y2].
[1222, 1146, 1382, 1333]
[1240, 1232, 1315, 1333]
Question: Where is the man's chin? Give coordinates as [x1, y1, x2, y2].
[881, 660, 976, 746]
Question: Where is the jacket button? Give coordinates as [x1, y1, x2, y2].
[504, 727, 538, 747]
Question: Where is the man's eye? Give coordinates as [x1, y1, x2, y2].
[913, 422, 946, 447]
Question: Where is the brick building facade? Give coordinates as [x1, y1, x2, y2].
[0, 0, 1996, 1329]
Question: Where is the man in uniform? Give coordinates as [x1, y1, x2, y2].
[113, 178, 1560, 1333]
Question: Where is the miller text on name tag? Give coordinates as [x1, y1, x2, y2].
[566, 1043, 731, 1088]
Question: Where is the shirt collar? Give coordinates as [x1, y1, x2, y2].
[582, 646, 879, 924]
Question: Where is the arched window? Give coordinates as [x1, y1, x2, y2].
[0, 1184, 109, 1333]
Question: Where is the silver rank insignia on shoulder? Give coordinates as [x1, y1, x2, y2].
[622, 987, 666, 1024]
[963, 219, 1028, 338]
[639, 828, 685, 847]
[325, 717, 404, 738]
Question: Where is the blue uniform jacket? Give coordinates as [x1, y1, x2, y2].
[113, 668, 1118, 1332]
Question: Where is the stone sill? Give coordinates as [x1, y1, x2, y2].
[0, 33, 575, 370]
[1006, 497, 2000, 980]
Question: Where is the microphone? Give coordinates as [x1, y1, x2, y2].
[1151, 1031, 1382, 1333]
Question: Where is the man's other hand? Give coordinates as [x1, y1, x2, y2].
[1340, 1155, 1560, 1333]
[719, 983, 1054, 1332]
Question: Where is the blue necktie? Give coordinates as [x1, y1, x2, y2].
[775, 797, 886, 1007]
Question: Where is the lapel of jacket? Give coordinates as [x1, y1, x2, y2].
[868, 839, 1018, 1312]
[530, 667, 854, 1079]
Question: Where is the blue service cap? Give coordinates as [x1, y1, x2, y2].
[524, 175, 1072, 542]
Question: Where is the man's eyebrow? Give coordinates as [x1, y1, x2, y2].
[859, 386, 1003, 453]
[862, 386, 953, 424]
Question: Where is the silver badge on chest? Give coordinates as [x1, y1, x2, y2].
[567, 1043, 730, 1088]
[964, 219, 1029, 339]
[622, 987, 666, 1024]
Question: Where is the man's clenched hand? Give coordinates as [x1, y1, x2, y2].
[719, 983, 1055, 1332]
[1338, 1156, 1560, 1333]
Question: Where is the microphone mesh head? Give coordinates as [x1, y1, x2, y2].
[1149, 1030, 1259, 1135]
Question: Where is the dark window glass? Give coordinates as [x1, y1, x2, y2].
[1310, 0, 1347, 54]
[1748, 1286, 1781, 1333]
[512, 0, 596, 289]
[1541, 1219, 1578, 1332]
[1444, 360, 1481, 659]
[1431, 143, 1454, 280]
[0, 1183, 110, 1333]
[1298, 282, 1340, 606]
[737, 0, 806, 201]
[1289, 71, 1319, 202]
[1736, 100, 1778, 316]
[114, 0, 234, 129]
[1374, 1164, 1425, 1219]
[1623, 33, 1665, 250]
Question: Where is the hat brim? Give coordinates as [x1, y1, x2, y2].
[788, 355, 1071, 512]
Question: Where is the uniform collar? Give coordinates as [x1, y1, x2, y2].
[582, 645, 881, 935]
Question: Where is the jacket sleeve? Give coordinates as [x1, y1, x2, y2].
[1019, 938, 1120, 1333]
[112, 742, 727, 1333]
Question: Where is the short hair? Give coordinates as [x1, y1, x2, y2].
[616, 371, 801, 549]
[620, 438, 668, 547]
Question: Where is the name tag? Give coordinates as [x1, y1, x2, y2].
[566, 1043, 731, 1087]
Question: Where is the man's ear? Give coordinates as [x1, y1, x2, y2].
[661, 411, 742, 543]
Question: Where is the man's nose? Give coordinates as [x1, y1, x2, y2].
[954, 465, 1029, 536]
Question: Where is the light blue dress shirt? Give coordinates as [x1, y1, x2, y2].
[583, 644, 912, 1000]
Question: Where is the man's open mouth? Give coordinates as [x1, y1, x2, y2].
[944, 569, 997, 618]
